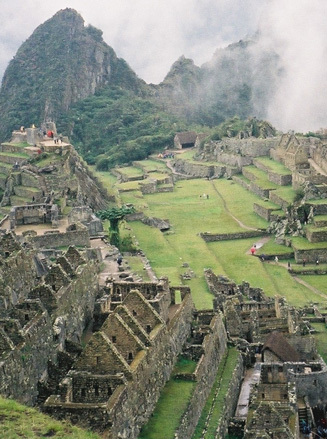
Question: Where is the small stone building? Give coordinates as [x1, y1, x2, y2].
[174, 131, 197, 149]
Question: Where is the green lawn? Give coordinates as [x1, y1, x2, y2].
[292, 236, 327, 250]
[273, 186, 297, 204]
[124, 255, 151, 281]
[298, 275, 327, 296]
[254, 157, 292, 175]
[258, 238, 294, 257]
[193, 348, 240, 439]
[0, 397, 100, 439]
[311, 322, 327, 364]
[117, 166, 144, 177]
[213, 180, 268, 229]
[134, 159, 169, 173]
[139, 376, 196, 439]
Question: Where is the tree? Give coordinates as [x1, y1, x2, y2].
[96, 205, 135, 247]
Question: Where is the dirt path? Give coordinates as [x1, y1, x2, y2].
[292, 274, 327, 299]
[210, 181, 260, 231]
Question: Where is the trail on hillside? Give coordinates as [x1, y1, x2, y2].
[210, 181, 260, 231]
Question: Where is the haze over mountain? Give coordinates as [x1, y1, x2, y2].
[0, 4, 327, 164]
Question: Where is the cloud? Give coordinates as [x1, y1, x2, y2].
[0, 0, 265, 84]
[259, 0, 327, 132]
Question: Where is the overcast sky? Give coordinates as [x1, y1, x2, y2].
[0, 0, 267, 84]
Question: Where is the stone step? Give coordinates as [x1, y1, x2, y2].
[10, 195, 29, 207]
[14, 185, 43, 200]
[0, 152, 29, 165]
[0, 142, 28, 154]
[0, 162, 14, 175]
[0, 173, 7, 190]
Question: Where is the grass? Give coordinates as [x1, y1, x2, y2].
[307, 199, 327, 205]
[0, 397, 100, 439]
[139, 377, 196, 439]
[254, 157, 292, 175]
[0, 151, 29, 158]
[124, 254, 151, 281]
[208, 238, 319, 306]
[134, 159, 169, 173]
[212, 179, 269, 229]
[292, 236, 327, 250]
[33, 154, 59, 167]
[117, 166, 144, 177]
[258, 238, 294, 257]
[116, 180, 141, 191]
[298, 275, 327, 295]
[273, 186, 297, 204]
[173, 356, 197, 375]
[311, 322, 327, 364]
[193, 347, 240, 439]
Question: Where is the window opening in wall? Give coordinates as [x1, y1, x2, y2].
[112, 336, 117, 343]
[262, 393, 265, 399]
[81, 388, 86, 397]
[108, 386, 112, 396]
[128, 352, 133, 362]
[94, 384, 99, 396]
[96, 356, 100, 365]
[25, 314, 29, 321]
[146, 325, 151, 333]
[132, 310, 137, 316]
[174, 290, 182, 304]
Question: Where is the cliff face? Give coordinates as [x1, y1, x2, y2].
[0, 8, 143, 142]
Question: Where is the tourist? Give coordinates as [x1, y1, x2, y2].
[117, 255, 123, 266]
[287, 261, 291, 270]
[303, 259, 306, 267]
[316, 259, 319, 266]
[275, 256, 279, 264]
[250, 246, 256, 255]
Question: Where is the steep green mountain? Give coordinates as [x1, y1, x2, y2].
[57, 86, 189, 169]
[0, 8, 144, 142]
[0, 9, 282, 167]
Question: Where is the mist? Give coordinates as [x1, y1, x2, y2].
[257, 0, 327, 132]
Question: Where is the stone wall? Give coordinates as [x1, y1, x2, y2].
[268, 171, 292, 186]
[0, 304, 56, 405]
[214, 352, 244, 438]
[172, 159, 238, 179]
[30, 229, 90, 249]
[253, 202, 280, 221]
[288, 361, 327, 407]
[293, 247, 327, 263]
[201, 231, 264, 242]
[269, 191, 291, 210]
[306, 227, 327, 243]
[45, 291, 194, 438]
[175, 312, 228, 439]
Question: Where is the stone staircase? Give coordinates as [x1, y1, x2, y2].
[0, 142, 46, 213]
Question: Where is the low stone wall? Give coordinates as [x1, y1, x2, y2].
[249, 181, 273, 199]
[232, 175, 251, 190]
[306, 228, 327, 243]
[30, 229, 90, 249]
[172, 159, 238, 179]
[201, 231, 264, 242]
[242, 168, 257, 182]
[307, 202, 327, 215]
[253, 202, 280, 221]
[175, 314, 228, 439]
[269, 191, 290, 210]
[214, 352, 244, 438]
[268, 171, 292, 186]
[293, 247, 327, 263]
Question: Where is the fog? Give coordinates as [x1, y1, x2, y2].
[1, 0, 327, 132]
